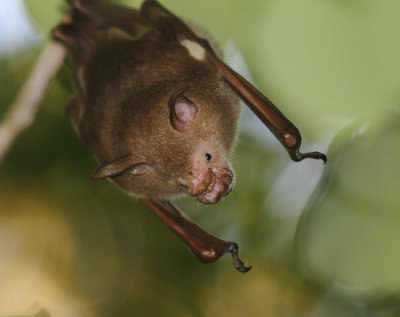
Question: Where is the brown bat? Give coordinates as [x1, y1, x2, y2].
[52, 0, 326, 273]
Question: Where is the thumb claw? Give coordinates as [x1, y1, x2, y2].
[228, 242, 252, 273]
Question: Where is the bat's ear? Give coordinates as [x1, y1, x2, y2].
[168, 88, 197, 132]
[90, 154, 151, 179]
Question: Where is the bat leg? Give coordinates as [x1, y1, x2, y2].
[141, 199, 251, 273]
[69, 0, 99, 20]
[52, 23, 77, 46]
[52, 1, 97, 49]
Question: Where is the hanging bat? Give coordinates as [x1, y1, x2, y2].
[52, 0, 327, 273]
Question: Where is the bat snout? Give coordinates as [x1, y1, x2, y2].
[188, 166, 234, 204]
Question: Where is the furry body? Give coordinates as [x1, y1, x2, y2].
[54, 0, 241, 201]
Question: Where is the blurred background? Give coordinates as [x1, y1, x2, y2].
[1, 0, 400, 316]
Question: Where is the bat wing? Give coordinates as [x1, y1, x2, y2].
[90, 153, 152, 179]
[52, 0, 149, 60]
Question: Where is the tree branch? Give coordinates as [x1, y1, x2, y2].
[0, 40, 67, 164]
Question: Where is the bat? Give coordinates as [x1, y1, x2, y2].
[52, 0, 327, 273]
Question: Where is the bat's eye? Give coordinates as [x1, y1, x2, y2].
[205, 153, 212, 162]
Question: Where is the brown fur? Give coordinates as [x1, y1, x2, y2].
[53, 0, 241, 200]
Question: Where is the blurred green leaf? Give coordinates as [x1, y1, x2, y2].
[297, 111, 400, 296]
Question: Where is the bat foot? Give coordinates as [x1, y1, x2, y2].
[228, 242, 252, 273]
[290, 150, 327, 163]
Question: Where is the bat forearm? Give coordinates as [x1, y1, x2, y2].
[141, 199, 251, 273]
[216, 60, 327, 163]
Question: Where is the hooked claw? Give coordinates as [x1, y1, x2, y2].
[228, 242, 252, 273]
[290, 150, 327, 163]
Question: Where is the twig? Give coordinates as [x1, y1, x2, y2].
[0, 40, 67, 165]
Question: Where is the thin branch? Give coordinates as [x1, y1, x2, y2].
[0, 40, 67, 165]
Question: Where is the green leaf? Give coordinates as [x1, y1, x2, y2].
[297, 111, 400, 296]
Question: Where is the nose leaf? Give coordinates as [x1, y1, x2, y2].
[189, 167, 233, 204]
